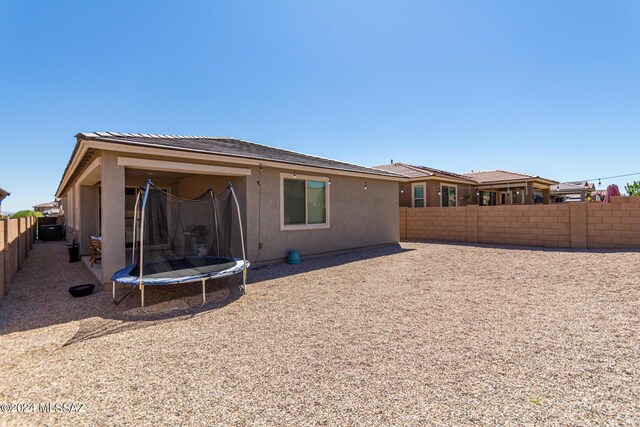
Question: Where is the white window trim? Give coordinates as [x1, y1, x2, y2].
[411, 183, 426, 208]
[280, 173, 330, 231]
[440, 183, 458, 207]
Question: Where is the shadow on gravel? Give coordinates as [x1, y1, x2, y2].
[402, 239, 640, 254]
[0, 241, 410, 345]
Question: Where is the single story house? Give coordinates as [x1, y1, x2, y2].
[550, 181, 595, 202]
[374, 163, 559, 207]
[462, 170, 558, 205]
[0, 188, 9, 216]
[33, 200, 63, 216]
[373, 162, 479, 207]
[56, 132, 404, 285]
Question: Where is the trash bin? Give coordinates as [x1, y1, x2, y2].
[40, 224, 64, 241]
[68, 241, 80, 263]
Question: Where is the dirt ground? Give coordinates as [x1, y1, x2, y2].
[0, 240, 638, 425]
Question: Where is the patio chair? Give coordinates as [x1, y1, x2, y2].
[89, 236, 101, 267]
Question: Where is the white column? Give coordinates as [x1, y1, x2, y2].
[100, 152, 126, 284]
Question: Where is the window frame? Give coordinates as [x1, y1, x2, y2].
[411, 183, 426, 208]
[440, 184, 458, 207]
[280, 173, 330, 231]
[479, 190, 498, 206]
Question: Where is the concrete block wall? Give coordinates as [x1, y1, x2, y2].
[405, 206, 468, 243]
[477, 204, 571, 248]
[1, 216, 36, 299]
[400, 197, 640, 249]
[586, 197, 640, 249]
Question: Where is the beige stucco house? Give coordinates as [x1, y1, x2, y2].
[462, 170, 558, 205]
[375, 163, 559, 207]
[56, 132, 403, 286]
[374, 163, 479, 207]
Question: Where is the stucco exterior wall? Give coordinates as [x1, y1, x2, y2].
[245, 166, 399, 263]
[60, 148, 400, 283]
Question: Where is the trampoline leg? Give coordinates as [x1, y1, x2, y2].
[112, 281, 116, 302]
[201, 278, 206, 308]
[141, 285, 147, 313]
[242, 269, 247, 294]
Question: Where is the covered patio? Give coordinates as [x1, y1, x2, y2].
[63, 152, 250, 285]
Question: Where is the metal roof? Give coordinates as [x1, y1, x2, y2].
[77, 132, 405, 179]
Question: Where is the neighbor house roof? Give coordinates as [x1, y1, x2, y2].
[462, 170, 558, 185]
[56, 132, 406, 196]
[551, 182, 593, 194]
[33, 201, 57, 209]
[0, 188, 9, 201]
[373, 162, 476, 183]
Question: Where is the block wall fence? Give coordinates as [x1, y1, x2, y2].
[399, 196, 640, 249]
[0, 216, 37, 299]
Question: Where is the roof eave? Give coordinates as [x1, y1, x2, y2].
[57, 136, 407, 194]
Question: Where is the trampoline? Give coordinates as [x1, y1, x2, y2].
[112, 180, 249, 312]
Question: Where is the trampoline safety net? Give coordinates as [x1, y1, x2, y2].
[131, 183, 241, 280]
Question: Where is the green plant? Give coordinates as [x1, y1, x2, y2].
[625, 181, 640, 196]
[10, 210, 44, 219]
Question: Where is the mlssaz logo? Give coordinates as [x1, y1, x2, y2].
[38, 403, 84, 413]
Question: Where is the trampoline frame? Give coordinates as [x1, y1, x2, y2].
[112, 180, 249, 312]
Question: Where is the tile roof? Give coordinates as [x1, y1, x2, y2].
[461, 169, 554, 184]
[77, 132, 404, 179]
[551, 182, 593, 193]
[373, 163, 475, 182]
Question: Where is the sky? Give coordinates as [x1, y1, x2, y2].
[1, 0, 639, 212]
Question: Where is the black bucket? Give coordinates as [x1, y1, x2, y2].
[68, 243, 80, 263]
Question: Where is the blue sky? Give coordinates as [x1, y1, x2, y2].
[1, 0, 639, 212]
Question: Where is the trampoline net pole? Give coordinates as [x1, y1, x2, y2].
[131, 189, 141, 266]
[210, 189, 220, 257]
[229, 183, 247, 292]
[139, 181, 151, 295]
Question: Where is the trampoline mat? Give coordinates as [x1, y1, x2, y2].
[131, 257, 238, 279]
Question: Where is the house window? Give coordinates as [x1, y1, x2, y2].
[281, 174, 329, 230]
[441, 185, 457, 207]
[479, 191, 497, 206]
[412, 184, 425, 207]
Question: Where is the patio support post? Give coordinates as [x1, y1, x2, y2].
[526, 182, 535, 204]
[542, 188, 550, 204]
[100, 152, 126, 286]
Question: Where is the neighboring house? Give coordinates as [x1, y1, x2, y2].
[33, 200, 63, 216]
[550, 182, 594, 203]
[56, 132, 404, 284]
[375, 163, 559, 207]
[461, 170, 558, 205]
[0, 187, 9, 216]
[374, 162, 478, 207]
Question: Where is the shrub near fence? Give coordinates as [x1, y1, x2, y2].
[400, 196, 640, 250]
[1, 216, 37, 298]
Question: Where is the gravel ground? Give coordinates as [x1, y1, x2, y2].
[0, 240, 638, 425]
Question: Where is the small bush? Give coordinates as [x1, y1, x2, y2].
[625, 181, 640, 196]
